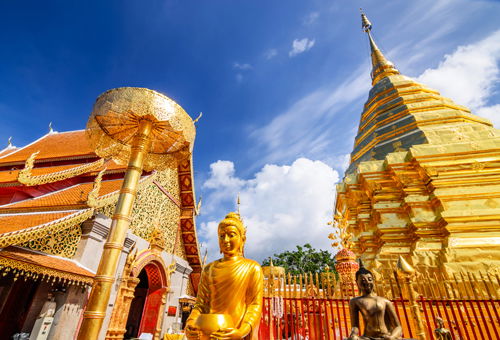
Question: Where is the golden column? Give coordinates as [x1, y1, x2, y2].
[78, 87, 195, 340]
[397, 256, 426, 340]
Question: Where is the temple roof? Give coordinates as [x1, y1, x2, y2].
[0, 128, 201, 282]
[346, 13, 500, 174]
[0, 130, 95, 165]
[0, 211, 76, 234]
[1, 179, 123, 212]
[0, 246, 94, 285]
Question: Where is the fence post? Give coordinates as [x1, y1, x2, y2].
[396, 256, 426, 340]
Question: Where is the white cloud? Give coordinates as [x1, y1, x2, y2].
[264, 49, 278, 60]
[303, 12, 319, 25]
[202, 160, 245, 214]
[233, 62, 253, 70]
[289, 38, 316, 57]
[417, 30, 500, 127]
[476, 104, 500, 128]
[199, 158, 339, 263]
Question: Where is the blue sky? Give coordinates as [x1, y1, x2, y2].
[1, 1, 499, 262]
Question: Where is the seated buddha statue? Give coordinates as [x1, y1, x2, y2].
[185, 212, 264, 340]
[347, 262, 403, 340]
[434, 317, 452, 340]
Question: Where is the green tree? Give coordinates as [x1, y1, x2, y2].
[261, 243, 336, 274]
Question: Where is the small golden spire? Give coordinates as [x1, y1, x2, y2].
[237, 193, 241, 216]
[396, 256, 415, 276]
[193, 112, 203, 124]
[360, 10, 400, 84]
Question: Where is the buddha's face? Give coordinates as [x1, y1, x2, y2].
[218, 225, 244, 257]
[356, 273, 374, 294]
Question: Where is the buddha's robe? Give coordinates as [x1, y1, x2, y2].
[190, 257, 264, 339]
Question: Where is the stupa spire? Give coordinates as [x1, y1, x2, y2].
[360, 10, 400, 84]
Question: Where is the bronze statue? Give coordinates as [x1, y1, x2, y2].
[185, 212, 264, 340]
[347, 262, 403, 340]
[434, 317, 452, 340]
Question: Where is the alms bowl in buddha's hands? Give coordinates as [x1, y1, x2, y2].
[194, 313, 234, 335]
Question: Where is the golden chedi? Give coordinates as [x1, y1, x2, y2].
[185, 212, 264, 340]
[336, 13, 500, 275]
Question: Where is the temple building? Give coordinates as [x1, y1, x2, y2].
[0, 128, 201, 339]
[335, 14, 500, 276]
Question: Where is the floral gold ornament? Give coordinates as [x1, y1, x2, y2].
[18, 152, 105, 186]
[77, 87, 196, 340]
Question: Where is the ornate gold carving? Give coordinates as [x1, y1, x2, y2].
[18, 154, 105, 186]
[92, 171, 158, 210]
[17, 151, 39, 184]
[329, 210, 353, 250]
[87, 168, 106, 207]
[96, 169, 184, 259]
[22, 223, 82, 258]
[0, 209, 93, 248]
[86, 87, 195, 172]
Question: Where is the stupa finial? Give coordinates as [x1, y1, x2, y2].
[236, 193, 241, 216]
[360, 11, 400, 84]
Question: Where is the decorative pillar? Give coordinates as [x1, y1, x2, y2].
[334, 249, 359, 295]
[331, 210, 359, 295]
[397, 256, 426, 340]
[106, 248, 140, 340]
[78, 87, 196, 340]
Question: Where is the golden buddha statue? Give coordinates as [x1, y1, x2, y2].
[347, 262, 403, 340]
[185, 212, 264, 340]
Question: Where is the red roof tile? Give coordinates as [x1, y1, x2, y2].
[0, 179, 123, 212]
[0, 211, 74, 234]
[0, 131, 95, 165]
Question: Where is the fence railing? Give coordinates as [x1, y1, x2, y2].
[259, 270, 500, 339]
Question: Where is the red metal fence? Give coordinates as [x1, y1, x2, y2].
[258, 271, 500, 339]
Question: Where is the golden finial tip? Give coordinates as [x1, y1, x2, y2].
[361, 12, 372, 33]
[396, 256, 415, 275]
[193, 112, 203, 124]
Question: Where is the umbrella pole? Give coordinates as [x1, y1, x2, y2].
[77, 119, 153, 340]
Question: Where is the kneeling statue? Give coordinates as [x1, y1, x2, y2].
[347, 262, 403, 340]
[185, 212, 264, 340]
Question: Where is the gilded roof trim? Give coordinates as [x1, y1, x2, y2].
[0, 208, 93, 248]
[18, 156, 105, 186]
[0, 247, 94, 286]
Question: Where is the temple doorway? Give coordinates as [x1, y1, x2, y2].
[0, 273, 39, 337]
[124, 262, 166, 339]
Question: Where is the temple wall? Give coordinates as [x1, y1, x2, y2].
[162, 259, 192, 332]
[49, 285, 88, 340]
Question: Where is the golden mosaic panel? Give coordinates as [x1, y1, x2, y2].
[96, 168, 185, 259]
[21, 224, 82, 258]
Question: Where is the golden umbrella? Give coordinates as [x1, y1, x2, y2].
[78, 87, 195, 340]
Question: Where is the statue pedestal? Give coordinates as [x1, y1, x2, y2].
[29, 316, 54, 340]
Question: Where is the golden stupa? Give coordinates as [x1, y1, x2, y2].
[335, 13, 500, 275]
